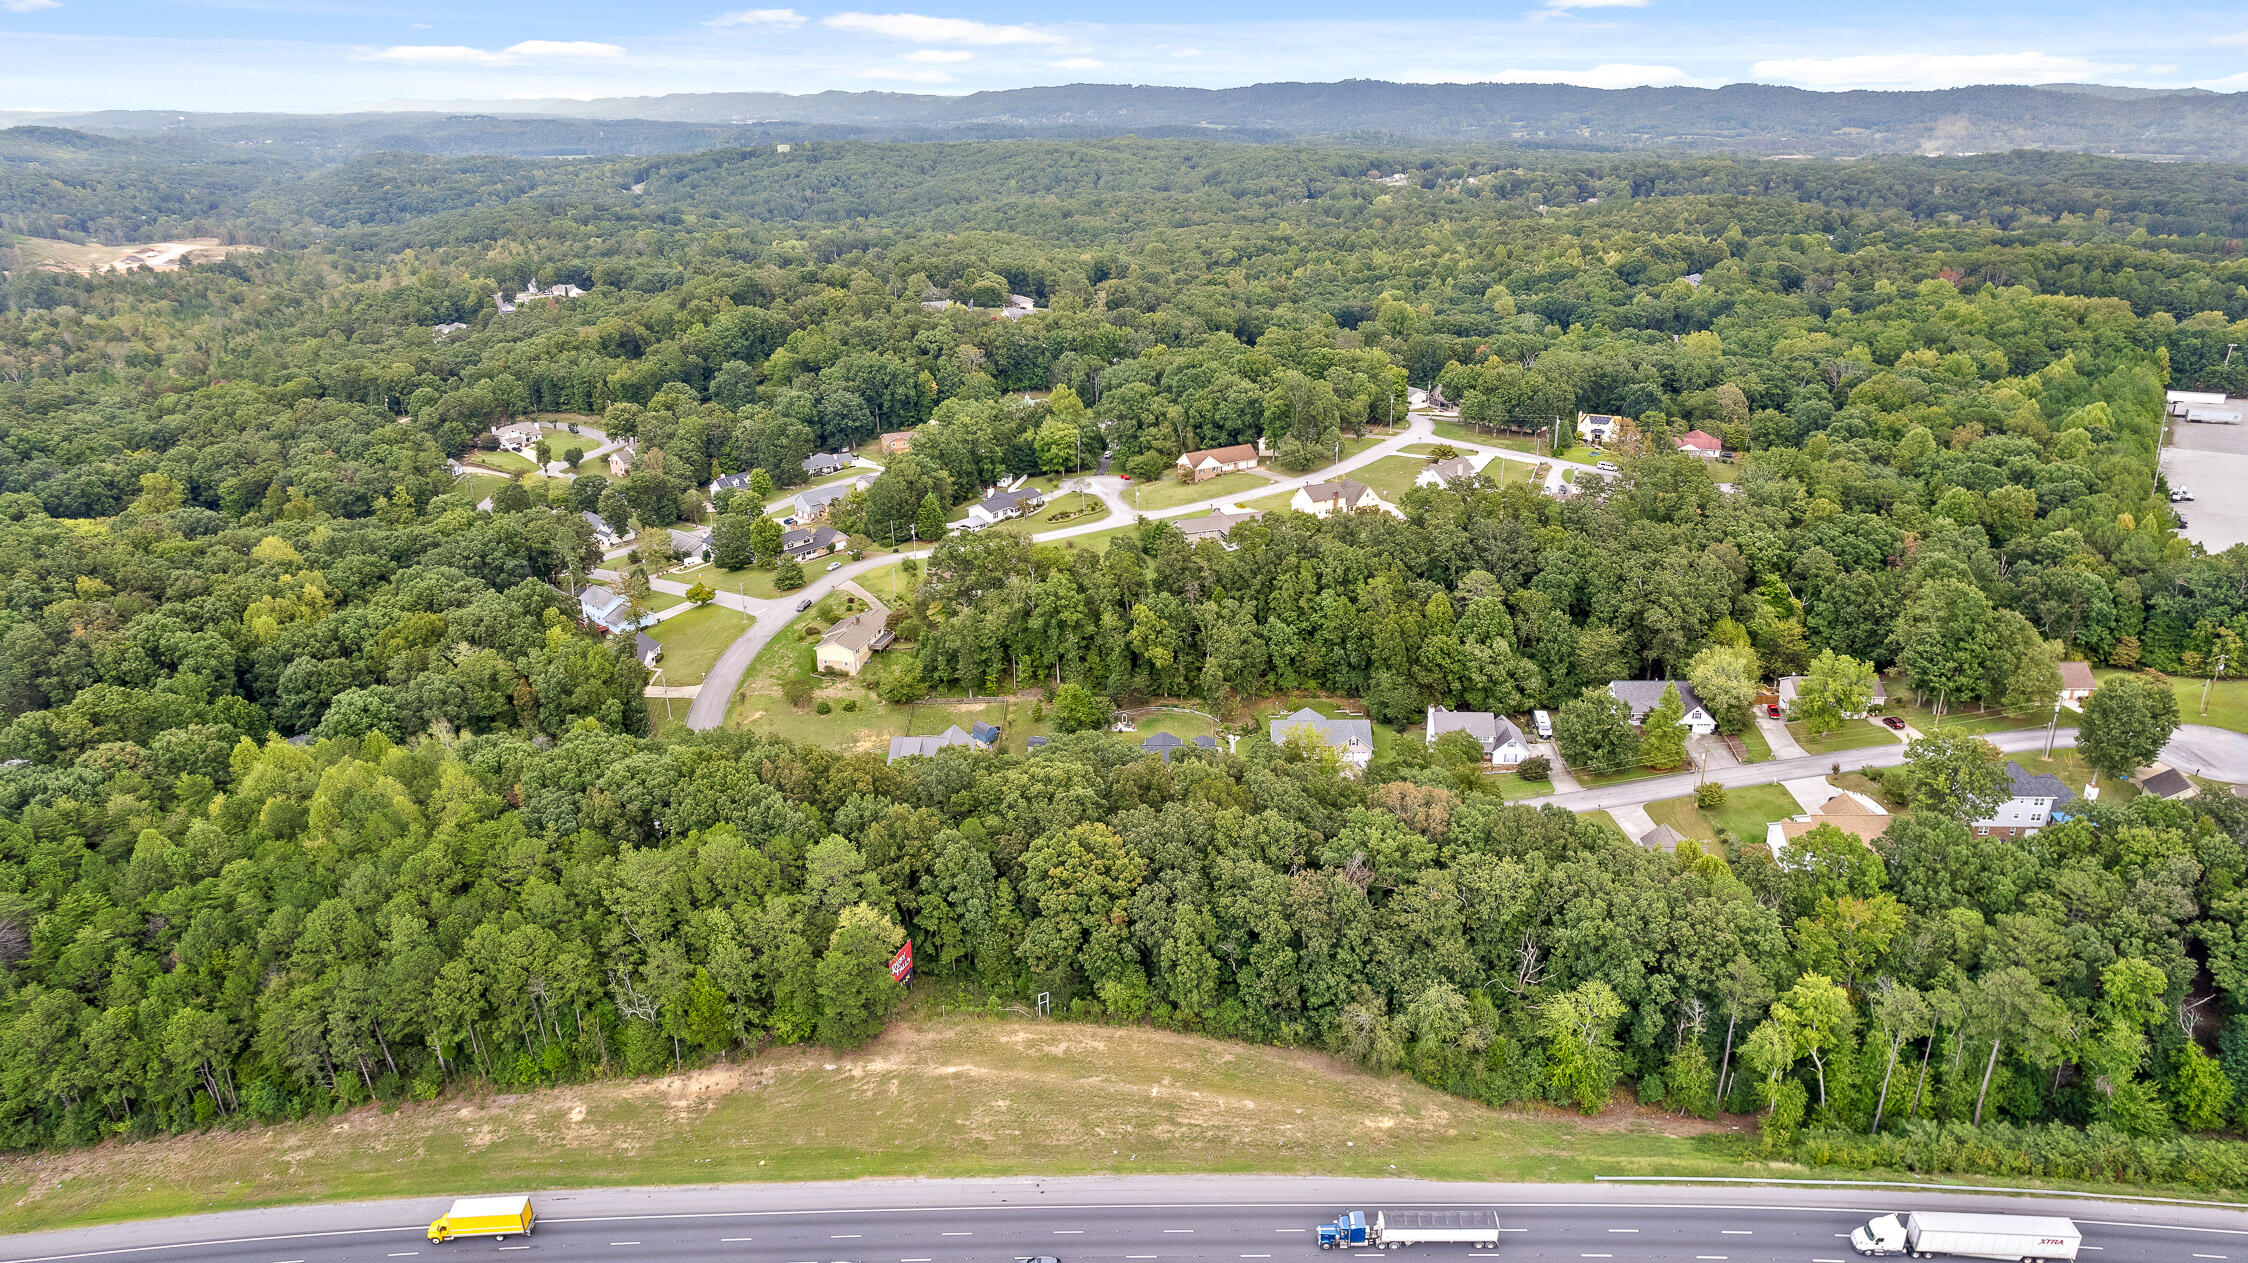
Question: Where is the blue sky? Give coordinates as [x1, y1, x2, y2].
[2, 0, 2245, 113]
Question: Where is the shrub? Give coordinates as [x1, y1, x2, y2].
[781, 677, 815, 709]
[772, 558, 807, 591]
[1516, 754, 1551, 781]
[841, 699, 858, 712]
[1695, 782, 1727, 808]
[815, 700, 832, 715]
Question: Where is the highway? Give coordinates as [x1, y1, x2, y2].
[7, 1178, 2247, 1263]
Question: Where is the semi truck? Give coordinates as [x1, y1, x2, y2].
[427, 1194, 537, 1243]
[1317, 1210, 1502, 1250]
[1850, 1211, 2080, 1261]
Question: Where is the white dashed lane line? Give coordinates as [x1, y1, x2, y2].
[722, 1238, 753, 1243]
[1720, 1230, 1754, 1235]
[942, 1232, 974, 1236]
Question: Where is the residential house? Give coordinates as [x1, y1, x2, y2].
[1577, 412, 1627, 444]
[998, 293, 1040, 320]
[1607, 680, 1718, 735]
[1673, 430, 1722, 458]
[433, 321, 468, 341]
[1637, 824, 1685, 852]
[495, 421, 544, 453]
[1141, 731, 1218, 762]
[2058, 662, 2099, 705]
[667, 527, 709, 561]
[579, 585, 657, 635]
[1175, 508, 1262, 549]
[969, 722, 1001, 750]
[496, 277, 586, 313]
[967, 485, 1046, 528]
[794, 476, 871, 523]
[1767, 791, 1894, 858]
[887, 726, 977, 762]
[581, 510, 626, 548]
[879, 431, 915, 455]
[1175, 443, 1262, 482]
[1971, 762, 2077, 838]
[802, 452, 856, 479]
[780, 524, 846, 561]
[633, 632, 662, 669]
[1776, 674, 1887, 718]
[2138, 766, 2199, 801]
[814, 609, 892, 677]
[1291, 479, 1403, 520]
[1269, 707, 1376, 771]
[608, 448, 633, 480]
[1415, 455, 1478, 489]
[1424, 706, 1532, 767]
[710, 469, 759, 497]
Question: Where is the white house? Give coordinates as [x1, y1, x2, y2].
[582, 510, 627, 549]
[802, 452, 856, 478]
[1425, 706, 1531, 767]
[1577, 412, 1627, 444]
[967, 485, 1046, 528]
[1291, 479, 1403, 520]
[1972, 762, 2077, 838]
[495, 422, 544, 453]
[1175, 443, 1261, 482]
[1415, 456, 1478, 489]
[1674, 430, 1722, 458]
[1607, 680, 1718, 735]
[579, 585, 658, 635]
[1269, 707, 1375, 772]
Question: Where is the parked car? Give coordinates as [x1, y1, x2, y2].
[1883, 716, 1907, 730]
[1595, 460, 1619, 473]
[1765, 703, 1782, 719]
[795, 598, 812, 612]
[2171, 487, 2195, 501]
[826, 560, 843, 571]
[781, 516, 798, 526]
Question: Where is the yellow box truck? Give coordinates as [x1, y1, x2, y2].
[427, 1194, 536, 1242]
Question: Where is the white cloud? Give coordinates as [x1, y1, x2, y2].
[408, 22, 431, 30]
[1751, 51, 2132, 90]
[1168, 47, 1204, 58]
[503, 40, 626, 58]
[1050, 56, 1104, 70]
[852, 65, 959, 82]
[358, 44, 517, 65]
[2214, 30, 2248, 46]
[2, 0, 63, 11]
[903, 48, 973, 62]
[822, 12, 1067, 46]
[1540, 0, 1649, 9]
[705, 8, 807, 28]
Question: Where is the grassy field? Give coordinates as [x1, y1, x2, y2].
[0, 1010, 1746, 1235]
[1126, 468, 1272, 511]
[983, 491, 1110, 536]
[1882, 697, 2050, 738]
[1427, 419, 1543, 451]
[1786, 717, 1899, 756]
[1735, 724, 1774, 763]
[2124, 669, 2248, 734]
[646, 604, 752, 684]
[1644, 782, 1803, 846]
[471, 449, 541, 474]
[1349, 454, 1433, 502]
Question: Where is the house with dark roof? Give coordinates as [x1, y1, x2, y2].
[1269, 707, 1375, 771]
[802, 452, 856, 478]
[1415, 456, 1478, 489]
[1425, 706, 1531, 766]
[633, 632, 662, 668]
[780, 524, 846, 561]
[581, 510, 626, 549]
[710, 469, 760, 496]
[1291, 478, 1402, 520]
[1972, 761, 2077, 838]
[1176, 508, 1261, 549]
[1141, 731, 1218, 762]
[1607, 680, 1717, 735]
[1576, 412, 1626, 443]
[967, 485, 1045, 528]
[579, 585, 658, 635]
[969, 722, 1001, 749]
[1174, 443, 1261, 482]
[887, 725, 977, 762]
[2138, 766, 2199, 801]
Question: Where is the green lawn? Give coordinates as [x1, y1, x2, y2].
[2120, 669, 2248, 734]
[646, 603, 752, 684]
[1786, 717, 1900, 756]
[1125, 468, 1273, 511]
[1555, 444, 1602, 465]
[1882, 697, 2052, 738]
[1645, 781, 1803, 847]
[985, 490, 1110, 536]
[1350, 454, 1435, 503]
[1428, 418, 1543, 451]
[471, 449, 540, 474]
[1735, 723, 1774, 763]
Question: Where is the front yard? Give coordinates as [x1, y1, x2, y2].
[645, 603, 752, 684]
[1786, 717, 1901, 756]
[1126, 468, 1272, 511]
[1644, 782, 1803, 847]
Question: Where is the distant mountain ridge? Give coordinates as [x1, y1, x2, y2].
[7, 79, 2248, 161]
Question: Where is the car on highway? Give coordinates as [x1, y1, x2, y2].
[1883, 716, 1907, 730]
[796, 597, 812, 612]
[827, 560, 843, 571]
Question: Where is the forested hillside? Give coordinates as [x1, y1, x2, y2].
[6, 138, 2248, 1183]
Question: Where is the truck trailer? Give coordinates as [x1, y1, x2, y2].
[427, 1195, 537, 1243]
[1850, 1211, 2080, 1261]
[1318, 1210, 1501, 1250]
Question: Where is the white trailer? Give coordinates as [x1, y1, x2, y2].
[1343, 1210, 1501, 1250]
[1851, 1211, 2080, 1261]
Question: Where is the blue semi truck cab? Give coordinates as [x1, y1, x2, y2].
[1319, 1212, 1371, 1249]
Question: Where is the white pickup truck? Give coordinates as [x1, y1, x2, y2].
[1851, 1211, 2080, 1261]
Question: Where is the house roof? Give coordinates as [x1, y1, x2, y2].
[581, 584, 624, 616]
[819, 610, 887, 656]
[1426, 706, 1525, 753]
[1177, 508, 1262, 540]
[1777, 793, 1894, 845]
[1637, 824, 1685, 851]
[1179, 443, 1259, 467]
[2140, 767, 2196, 799]
[1423, 456, 1476, 483]
[1026, 735, 1049, 750]
[2059, 661, 2099, 691]
[802, 452, 854, 475]
[711, 470, 758, 492]
[1300, 478, 1378, 508]
[796, 481, 861, 511]
[1269, 707, 1375, 754]
[1579, 412, 1626, 425]
[582, 509, 619, 536]
[970, 721, 1001, 744]
[1142, 731, 1218, 761]
[634, 632, 661, 661]
[781, 525, 845, 555]
[2002, 760, 2076, 806]
[1675, 429, 1722, 452]
[887, 725, 976, 761]
[668, 527, 707, 554]
[978, 485, 1045, 514]
[1608, 680, 1706, 722]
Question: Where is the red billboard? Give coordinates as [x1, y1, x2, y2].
[889, 938, 914, 984]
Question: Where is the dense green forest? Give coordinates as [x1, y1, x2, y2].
[6, 136, 2248, 1181]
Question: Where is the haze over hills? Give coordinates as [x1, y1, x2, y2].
[5, 79, 2248, 161]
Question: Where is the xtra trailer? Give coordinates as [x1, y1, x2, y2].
[1318, 1210, 1502, 1250]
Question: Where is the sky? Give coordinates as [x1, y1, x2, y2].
[1, 0, 2246, 114]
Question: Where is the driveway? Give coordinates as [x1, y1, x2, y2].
[1754, 710, 1807, 759]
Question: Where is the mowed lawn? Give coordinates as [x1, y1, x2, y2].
[1881, 697, 2052, 738]
[646, 603, 752, 684]
[1644, 782, 1803, 846]
[1126, 468, 1273, 511]
[1786, 717, 1901, 756]
[2119, 669, 2248, 734]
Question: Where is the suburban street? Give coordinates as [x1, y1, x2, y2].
[7, 1176, 2245, 1263]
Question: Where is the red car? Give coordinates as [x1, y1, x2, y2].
[1882, 716, 1907, 730]
[1765, 703, 1782, 719]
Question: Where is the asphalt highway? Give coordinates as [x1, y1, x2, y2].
[7, 1179, 2248, 1263]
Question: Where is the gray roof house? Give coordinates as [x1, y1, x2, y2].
[1415, 456, 1478, 489]
[802, 452, 856, 478]
[1972, 761, 2078, 836]
[968, 485, 1046, 527]
[634, 632, 662, 667]
[711, 469, 760, 496]
[888, 725, 977, 763]
[582, 510, 625, 546]
[794, 478, 868, 519]
[781, 524, 846, 560]
[1608, 680, 1717, 735]
[1269, 707, 1376, 770]
[1176, 508, 1262, 548]
[1141, 731, 1218, 761]
[667, 526, 709, 558]
[1424, 706, 1532, 766]
[2139, 767, 2198, 800]
[579, 584, 656, 635]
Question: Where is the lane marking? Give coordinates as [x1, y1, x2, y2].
[1813, 1258, 1847, 1261]
[1695, 1257, 1728, 1260]
[1164, 1229, 1195, 1234]
[1607, 1228, 1638, 1233]
[723, 1239, 754, 1243]
[2193, 1255, 2227, 1259]
[1276, 1229, 1307, 1233]
[833, 1235, 862, 1239]
[1242, 1254, 1272, 1258]
[388, 1255, 420, 1259]
[499, 1250, 529, 1254]
[943, 1233, 974, 1237]
[610, 1244, 641, 1248]
[1581, 1254, 1613, 1259]
[1720, 1230, 1753, 1235]
[1055, 1231, 1085, 1235]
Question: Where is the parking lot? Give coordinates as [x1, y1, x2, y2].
[2162, 418, 2248, 551]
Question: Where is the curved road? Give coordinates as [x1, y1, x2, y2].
[5, 1177, 2245, 1263]
[674, 413, 1580, 730]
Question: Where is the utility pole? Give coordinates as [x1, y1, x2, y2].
[2204, 653, 2228, 715]
[2043, 700, 2060, 757]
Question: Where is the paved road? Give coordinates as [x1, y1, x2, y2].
[9, 1177, 2248, 1263]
